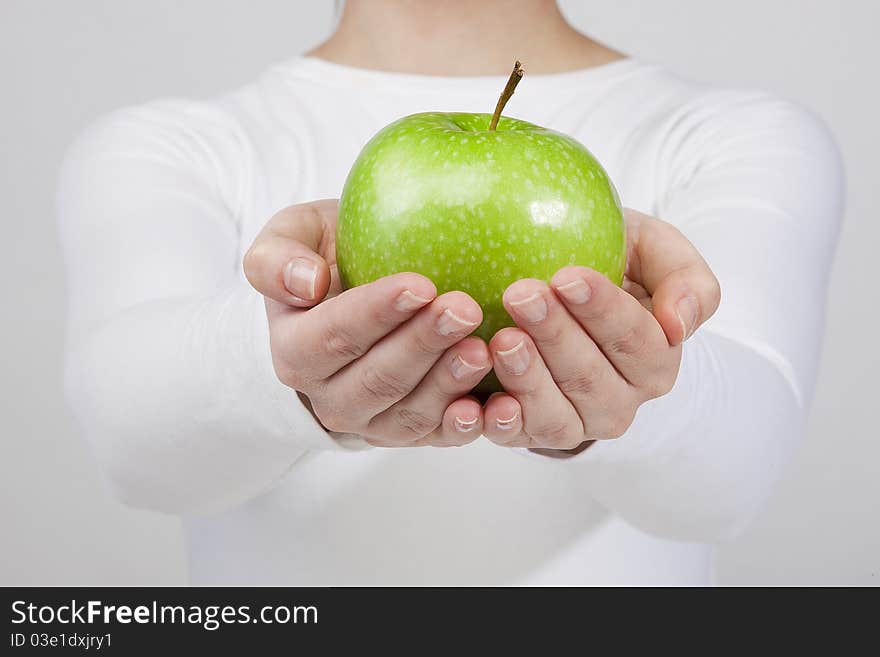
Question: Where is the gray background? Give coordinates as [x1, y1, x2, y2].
[1, 0, 877, 585]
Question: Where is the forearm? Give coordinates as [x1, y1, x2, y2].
[566, 97, 844, 541]
[560, 330, 802, 542]
[64, 278, 347, 515]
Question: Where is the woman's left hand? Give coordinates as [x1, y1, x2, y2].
[483, 209, 721, 453]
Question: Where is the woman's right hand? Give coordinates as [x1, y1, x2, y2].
[243, 200, 489, 447]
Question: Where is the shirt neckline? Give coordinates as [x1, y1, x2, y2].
[277, 54, 641, 95]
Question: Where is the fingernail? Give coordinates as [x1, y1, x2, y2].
[554, 277, 592, 304]
[394, 289, 433, 312]
[676, 296, 699, 341]
[450, 354, 487, 380]
[454, 416, 479, 433]
[436, 308, 478, 336]
[284, 257, 317, 299]
[495, 412, 519, 431]
[508, 291, 547, 324]
[496, 339, 530, 375]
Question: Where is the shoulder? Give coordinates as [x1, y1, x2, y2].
[644, 70, 842, 169]
[58, 94, 257, 218]
[617, 66, 844, 192]
[63, 96, 249, 173]
[610, 61, 836, 151]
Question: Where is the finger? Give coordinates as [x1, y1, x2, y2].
[419, 397, 485, 447]
[325, 291, 482, 420]
[482, 392, 527, 447]
[285, 272, 438, 382]
[622, 277, 650, 309]
[243, 201, 339, 307]
[489, 328, 584, 450]
[502, 277, 631, 407]
[366, 397, 483, 448]
[366, 337, 491, 442]
[651, 266, 722, 346]
[550, 266, 678, 394]
[623, 209, 721, 345]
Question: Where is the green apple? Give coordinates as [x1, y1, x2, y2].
[336, 68, 625, 393]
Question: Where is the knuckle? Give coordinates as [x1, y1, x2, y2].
[641, 381, 665, 400]
[411, 331, 443, 358]
[368, 305, 393, 327]
[269, 329, 311, 390]
[535, 323, 566, 350]
[391, 407, 439, 440]
[607, 326, 647, 357]
[556, 368, 601, 398]
[359, 365, 412, 404]
[321, 324, 366, 361]
[433, 367, 464, 398]
[529, 420, 575, 447]
[310, 389, 355, 434]
[270, 351, 306, 392]
[313, 408, 349, 434]
[604, 409, 636, 439]
[644, 369, 677, 399]
[273, 362, 303, 390]
[369, 298, 405, 329]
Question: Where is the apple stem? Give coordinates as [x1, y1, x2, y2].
[488, 61, 524, 131]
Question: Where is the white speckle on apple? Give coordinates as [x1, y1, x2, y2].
[528, 200, 567, 227]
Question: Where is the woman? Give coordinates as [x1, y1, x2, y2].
[58, 0, 843, 584]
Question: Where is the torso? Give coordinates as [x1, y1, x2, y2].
[183, 56, 718, 585]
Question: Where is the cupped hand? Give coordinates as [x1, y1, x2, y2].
[243, 200, 489, 447]
[482, 209, 721, 452]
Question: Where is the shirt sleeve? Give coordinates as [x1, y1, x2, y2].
[544, 93, 844, 542]
[57, 101, 357, 516]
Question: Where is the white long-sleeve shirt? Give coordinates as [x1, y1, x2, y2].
[57, 56, 843, 585]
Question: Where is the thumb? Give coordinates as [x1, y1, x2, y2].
[243, 200, 337, 307]
[623, 209, 721, 346]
